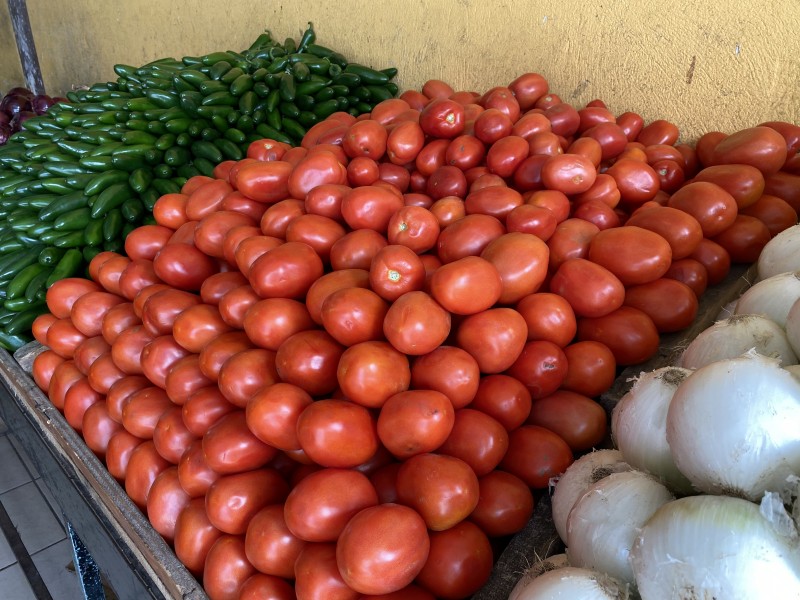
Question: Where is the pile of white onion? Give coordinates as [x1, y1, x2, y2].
[511, 225, 800, 598]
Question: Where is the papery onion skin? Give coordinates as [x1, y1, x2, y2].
[508, 553, 570, 600]
[566, 470, 674, 584]
[551, 449, 631, 543]
[785, 298, 800, 359]
[667, 353, 800, 501]
[611, 366, 695, 495]
[679, 314, 797, 369]
[511, 566, 632, 600]
[630, 495, 800, 600]
[735, 271, 800, 329]
[757, 223, 800, 281]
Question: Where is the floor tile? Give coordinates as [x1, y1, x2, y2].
[1, 481, 66, 554]
[0, 531, 14, 570]
[0, 563, 37, 600]
[9, 434, 39, 479]
[32, 539, 83, 600]
[34, 479, 65, 526]
[0, 436, 32, 494]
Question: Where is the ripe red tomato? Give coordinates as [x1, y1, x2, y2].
[664, 258, 709, 298]
[235, 161, 293, 203]
[244, 504, 306, 579]
[469, 470, 534, 537]
[740, 193, 798, 237]
[528, 390, 607, 451]
[501, 425, 573, 488]
[73, 335, 111, 376]
[541, 153, 597, 194]
[624, 278, 699, 333]
[330, 229, 389, 271]
[625, 205, 704, 260]
[336, 503, 431, 596]
[205, 469, 289, 535]
[124, 440, 170, 509]
[274, 330, 344, 397]
[146, 467, 190, 544]
[182, 387, 236, 437]
[121, 386, 172, 440]
[377, 390, 455, 459]
[710, 126, 788, 175]
[605, 158, 659, 205]
[82, 402, 122, 460]
[546, 218, 600, 272]
[217, 348, 279, 407]
[152, 406, 197, 464]
[246, 382, 312, 451]
[178, 439, 220, 498]
[711, 214, 772, 264]
[587, 226, 673, 286]
[164, 354, 213, 406]
[63, 378, 103, 432]
[689, 238, 731, 285]
[560, 340, 617, 397]
[174, 498, 224, 577]
[198, 331, 253, 382]
[481, 232, 549, 304]
[549, 258, 625, 318]
[289, 149, 348, 198]
[152, 243, 218, 292]
[693, 164, 765, 209]
[509, 73, 549, 110]
[321, 287, 389, 346]
[667, 181, 739, 237]
[248, 241, 324, 299]
[203, 535, 256, 600]
[429, 256, 502, 315]
[341, 185, 405, 233]
[259, 199, 305, 239]
[577, 305, 660, 365]
[438, 409, 509, 476]
[369, 244, 426, 301]
[437, 214, 506, 264]
[296, 399, 379, 468]
[337, 341, 411, 408]
[383, 291, 451, 356]
[202, 411, 277, 474]
[238, 574, 295, 600]
[409, 346, 480, 409]
[455, 308, 528, 373]
[199, 271, 248, 306]
[294, 542, 358, 600]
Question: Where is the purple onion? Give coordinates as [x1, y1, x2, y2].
[10, 110, 35, 132]
[1, 94, 32, 117]
[0, 124, 11, 145]
[5, 87, 33, 99]
[32, 94, 54, 115]
[0, 112, 8, 127]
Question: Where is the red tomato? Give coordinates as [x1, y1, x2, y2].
[506, 340, 568, 399]
[711, 214, 772, 263]
[765, 171, 800, 213]
[178, 439, 220, 498]
[572, 198, 621, 230]
[470, 374, 531, 431]
[464, 186, 524, 220]
[174, 498, 224, 576]
[246, 382, 313, 451]
[63, 378, 103, 432]
[383, 291, 451, 356]
[543, 103, 580, 137]
[437, 214, 505, 264]
[668, 181, 739, 237]
[410, 346, 480, 409]
[330, 229, 389, 271]
[500, 425, 573, 488]
[140, 335, 191, 389]
[469, 470, 534, 537]
[217, 285, 260, 330]
[336, 503, 431, 596]
[624, 278, 699, 333]
[341, 185, 405, 233]
[46, 277, 102, 319]
[415, 139, 450, 177]
[238, 574, 295, 600]
[625, 205, 704, 260]
[429, 256, 502, 315]
[419, 99, 465, 138]
[561, 340, 617, 397]
[377, 390, 455, 459]
[124, 440, 170, 509]
[153, 193, 189, 229]
[32, 349, 65, 392]
[664, 258, 709, 298]
[426, 165, 468, 200]
[605, 158, 660, 205]
[248, 241, 324, 299]
[117, 260, 164, 302]
[153, 406, 197, 464]
[541, 154, 597, 194]
[336, 341, 411, 408]
[693, 164, 765, 209]
[284, 468, 378, 542]
[244, 504, 306, 579]
[206, 469, 289, 535]
[740, 193, 798, 237]
[289, 150, 348, 198]
[81, 402, 122, 459]
[111, 326, 155, 375]
[203, 535, 256, 600]
[194, 211, 257, 259]
[275, 330, 344, 397]
[369, 245, 426, 302]
[96, 255, 131, 296]
[438, 409, 509, 476]
[185, 179, 233, 221]
[485, 136, 529, 178]
[473, 109, 513, 145]
[526, 189, 570, 223]
[297, 400, 379, 468]
[587, 226, 673, 286]
[386, 120, 425, 166]
[710, 126, 788, 175]
[105, 430, 145, 481]
[202, 411, 277, 474]
[305, 183, 350, 222]
[528, 131, 565, 157]
[577, 305, 660, 365]
[582, 123, 628, 161]
[346, 156, 380, 186]
[321, 287, 389, 346]
[32, 313, 58, 346]
[106, 375, 150, 423]
[414, 521, 493, 599]
[430, 196, 466, 226]
[546, 218, 600, 272]
[505, 204, 558, 240]
[294, 542, 359, 600]
[233, 236, 285, 278]
[141, 288, 200, 337]
[47, 359, 82, 411]
[455, 308, 528, 373]
[616, 111, 644, 142]
[515, 292, 577, 347]
[153, 243, 218, 291]
[218, 348, 279, 408]
[528, 390, 607, 451]
[164, 354, 213, 406]
[260, 199, 305, 238]
[445, 135, 486, 171]
[221, 191, 268, 221]
[146, 467, 190, 544]
[73, 335, 111, 376]
[343, 120, 388, 160]
[549, 258, 624, 318]
[480, 232, 550, 304]
[121, 386, 172, 439]
[235, 161, 293, 203]
[86, 354, 125, 398]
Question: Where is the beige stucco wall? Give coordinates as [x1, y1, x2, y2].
[0, 3, 25, 93]
[21, 0, 800, 142]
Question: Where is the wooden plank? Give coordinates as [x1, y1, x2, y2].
[7, 0, 44, 94]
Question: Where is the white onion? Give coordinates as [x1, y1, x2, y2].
[511, 566, 632, 599]
[735, 270, 800, 328]
[551, 449, 631, 544]
[566, 470, 674, 584]
[630, 495, 800, 599]
[667, 352, 800, 501]
[611, 366, 695, 495]
[785, 297, 800, 358]
[508, 554, 570, 600]
[679, 314, 797, 369]
[758, 223, 800, 281]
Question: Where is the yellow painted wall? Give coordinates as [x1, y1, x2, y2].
[23, 0, 800, 142]
[0, 2, 25, 93]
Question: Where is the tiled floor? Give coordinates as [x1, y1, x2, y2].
[0, 416, 84, 599]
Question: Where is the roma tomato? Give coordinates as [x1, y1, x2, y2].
[437, 214, 506, 264]
[693, 164, 765, 209]
[429, 256, 502, 315]
[506, 340, 568, 399]
[105, 430, 144, 481]
[337, 341, 411, 408]
[469, 470, 534, 537]
[410, 346, 480, 409]
[605, 158, 659, 205]
[341, 185, 405, 233]
[140, 336, 191, 389]
[174, 498, 224, 576]
[516, 292, 577, 347]
[464, 186, 523, 221]
[377, 390, 455, 460]
[330, 229, 389, 271]
[244, 504, 306, 579]
[153, 406, 197, 464]
[275, 330, 344, 397]
[124, 440, 170, 509]
[178, 439, 220, 498]
[203, 535, 256, 600]
[541, 153, 597, 194]
[455, 308, 528, 373]
[480, 232, 549, 304]
[321, 287, 388, 346]
[294, 542, 359, 600]
[664, 258, 709, 298]
[624, 278, 699, 333]
[369, 244, 426, 302]
[260, 199, 305, 239]
[146, 467, 190, 544]
[46, 277, 102, 319]
[153, 243, 218, 292]
[217, 348, 279, 408]
[560, 340, 617, 397]
[205, 469, 289, 535]
[246, 383, 312, 451]
[32, 350, 65, 393]
[527, 390, 607, 451]
[238, 574, 295, 600]
[202, 411, 277, 474]
[587, 226, 673, 286]
[383, 291, 451, 356]
[550, 258, 625, 318]
[500, 425, 573, 488]
[164, 354, 213, 406]
[296, 400, 379, 468]
[505, 204, 558, 240]
[121, 386, 172, 439]
[305, 268, 371, 324]
[668, 181, 739, 237]
[509, 73, 549, 110]
[248, 241, 324, 300]
[285, 214, 347, 264]
[711, 214, 772, 263]
[438, 409, 509, 476]
[182, 387, 236, 437]
[387, 205, 440, 254]
[63, 378, 103, 432]
[710, 126, 788, 175]
[577, 305, 660, 365]
[420, 99, 465, 138]
[235, 161, 293, 203]
[82, 402, 123, 459]
[740, 193, 798, 237]
[625, 205, 704, 259]
[546, 218, 600, 272]
[289, 150, 347, 199]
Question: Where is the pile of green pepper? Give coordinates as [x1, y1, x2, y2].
[0, 23, 398, 350]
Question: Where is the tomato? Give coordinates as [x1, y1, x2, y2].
[32, 349, 65, 393]
[483, 136, 528, 179]
[140, 335, 191, 389]
[377, 390, 455, 460]
[294, 542, 359, 600]
[444, 135, 486, 171]
[342, 120, 388, 160]
[47, 359, 82, 412]
[122, 225, 172, 262]
[336, 341, 411, 409]
[428, 256, 502, 315]
[700, 132, 729, 168]
[540, 154, 597, 195]
[740, 193, 798, 237]
[140, 288, 200, 337]
[437, 214, 505, 264]
[501, 425, 573, 488]
[605, 158, 659, 205]
[218, 348, 279, 408]
[153, 193, 189, 229]
[414, 521, 493, 599]
[174, 498, 224, 576]
[153, 243, 218, 291]
[221, 191, 268, 221]
[505, 204, 558, 240]
[667, 181, 739, 237]
[567, 136, 603, 167]
[455, 308, 527, 373]
[321, 287, 389, 346]
[230, 236, 278, 279]
[336, 503, 430, 596]
[117, 260, 164, 302]
[527, 131, 564, 157]
[664, 258, 709, 298]
[260, 199, 305, 238]
[244, 382, 311, 451]
[285, 214, 347, 264]
[587, 226, 673, 286]
[235, 161, 293, 203]
[185, 179, 233, 222]
[203, 411, 277, 474]
[395, 453, 479, 531]
[203, 535, 256, 600]
[482, 87, 521, 122]
[330, 229, 389, 271]
[482, 232, 550, 304]
[764, 172, 800, 213]
[194, 211, 257, 259]
[527, 390, 607, 451]
[288, 150, 347, 199]
[430, 196, 466, 227]
[464, 186, 523, 221]
[616, 111, 644, 142]
[146, 467, 190, 544]
[383, 291, 451, 356]
[81, 402, 122, 459]
[124, 440, 170, 509]
[369, 245, 426, 302]
[297, 399, 379, 468]
[63, 378, 103, 432]
[576, 305, 660, 365]
[244, 504, 306, 579]
[549, 258, 623, 318]
[379, 163, 412, 193]
[238, 574, 295, 600]
[472, 109, 513, 145]
[32, 313, 58, 346]
[435, 408, 508, 477]
[73, 335, 111, 375]
[106, 375, 150, 423]
[546, 217, 600, 272]
[46, 277, 102, 319]
[560, 340, 617, 397]
[469, 470, 534, 537]
[206, 469, 289, 535]
[651, 159, 685, 193]
[543, 103, 580, 138]
[414, 139, 449, 178]
[711, 214, 772, 264]
[408, 346, 479, 409]
[515, 293, 576, 348]
[506, 340, 568, 400]
[111, 326, 154, 375]
[153, 406, 197, 464]
[625, 205, 704, 260]
[372, 98, 412, 125]
[347, 156, 380, 186]
[508, 73, 549, 110]
[710, 126, 788, 175]
[469, 374, 531, 432]
[249, 241, 324, 300]
[305, 183, 350, 222]
[178, 439, 220, 498]
[105, 430, 144, 481]
[426, 165, 468, 200]
[419, 99, 465, 138]
[624, 277, 699, 333]
[693, 164, 765, 209]
[121, 386, 172, 439]
[95, 255, 131, 296]
[760, 120, 800, 172]
[165, 355, 213, 406]
[274, 330, 343, 397]
[341, 185, 405, 233]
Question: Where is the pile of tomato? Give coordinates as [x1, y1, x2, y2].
[25, 71, 800, 600]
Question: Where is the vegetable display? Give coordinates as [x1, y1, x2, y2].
[0, 23, 397, 351]
[18, 60, 800, 599]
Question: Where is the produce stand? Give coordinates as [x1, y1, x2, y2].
[0, 261, 756, 600]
